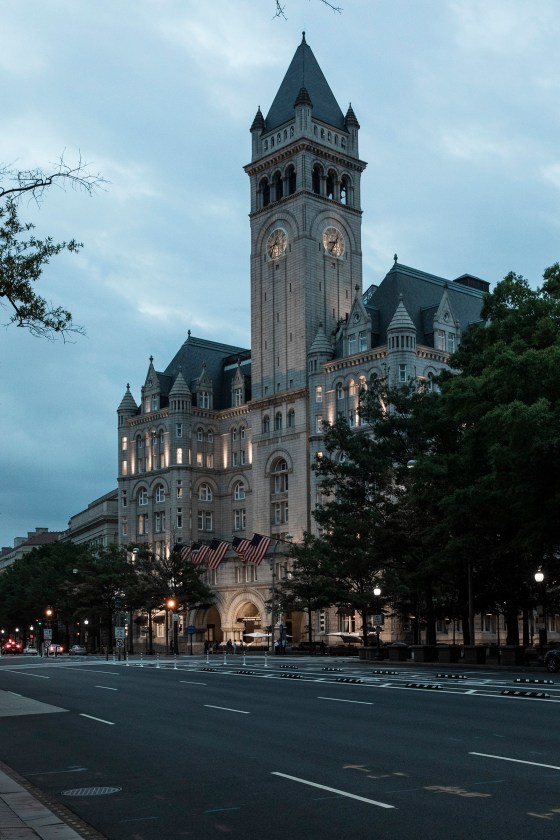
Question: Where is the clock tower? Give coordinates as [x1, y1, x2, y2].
[245, 35, 367, 536]
[245, 33, 366, 401]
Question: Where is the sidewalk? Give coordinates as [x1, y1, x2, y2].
[0, 761, 104, 840]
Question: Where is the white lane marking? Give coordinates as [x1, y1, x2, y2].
[56, 668, 121, 675]
[204, 704, 250, 714]
[180, 680, 207, 686]
[470, 752, 560, 771]
[317, 697, 373, 706]
[1, 670, 49, 679]
[80, 713, 115, 725]
[95, 686, 118, 691]
[271, 772, 395, 809]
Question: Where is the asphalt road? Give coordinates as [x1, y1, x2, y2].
[1, 655, 560, 839]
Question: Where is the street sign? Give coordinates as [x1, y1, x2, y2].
[43, 629, 52, 640]
[187, 625, 196, 635]
[115, 627, 125, 639]
[373, 614, 384, 625]
[116, 639, 124, 648]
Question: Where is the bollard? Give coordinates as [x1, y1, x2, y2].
[174, 654, 178, 670]
[243, 652, 247, 666]
[264, 652, 268, 668]
[156, 653, 160, 669]
[206, 650, 210, 665]
[139, 653, 144, 668]
[223, 652, 227, 665]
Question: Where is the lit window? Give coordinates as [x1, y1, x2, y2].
[177, 482, 183, 499]
[177, 447, 183, 465]
[122, 436, 128, 452]
[315, 385, 323, 403]
[137, 513, 148, 535]
[121, 460, 128, 476]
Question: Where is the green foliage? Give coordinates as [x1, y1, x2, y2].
[0, 198, 83, 338]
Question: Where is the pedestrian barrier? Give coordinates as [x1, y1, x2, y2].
[501, 689, 550, 699]
[405, 683, 442, 690]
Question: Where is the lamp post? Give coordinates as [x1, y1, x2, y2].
[167, 598, 178, 655]
[535, 570, 547, 650]
[373, 586, 382, 657]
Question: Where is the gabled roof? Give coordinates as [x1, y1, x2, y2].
[265, 33, 346, 132]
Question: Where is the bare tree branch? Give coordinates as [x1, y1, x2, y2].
[275, 0, 343, 20]
[0, 152, 107, 206]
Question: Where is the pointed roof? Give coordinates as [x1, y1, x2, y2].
[169, 369, 191, 397]
[265, 33, 346, 132]
[388, 295, 416, 332]
[309, 323, 333, 358]
[118, 384, 138, 413]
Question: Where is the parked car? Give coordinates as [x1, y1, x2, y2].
[47, 643, 64, 655]
[22, 646, 39, 656]
[2, 640, 22, 655]
[69, 644, 87, 656]
[544, 648, 560, 673]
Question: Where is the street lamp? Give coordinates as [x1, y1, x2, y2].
[373, 586, 382, 658]
[167, 598, 178, 655]
[535, 570, 547, 650]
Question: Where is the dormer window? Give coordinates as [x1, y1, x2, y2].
[151, 395, 158, 412]
[199, 391, 210, 409]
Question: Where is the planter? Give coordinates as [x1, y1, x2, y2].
[463, 645, 486, 664]
[437, 645, 461, 664]
[410, 645, 438, 663]
[359, 646, 387, 661]
[499, 645, 524, 666]
[387, 645, 410, 661]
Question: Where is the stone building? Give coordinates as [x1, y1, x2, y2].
[117, 36, 487, 649]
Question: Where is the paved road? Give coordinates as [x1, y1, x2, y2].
[1, 655, 559, 839]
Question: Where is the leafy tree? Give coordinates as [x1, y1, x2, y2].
[0, 156, 104, 339]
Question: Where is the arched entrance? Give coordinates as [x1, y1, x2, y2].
[236, 601, 265, 645]
[203, 605, 222, 645]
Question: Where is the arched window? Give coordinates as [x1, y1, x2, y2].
[336, 382, 344, 400]
[274, 411, 283, 431]
[138, 488, 148, 506]
[262, 415, 270, 434]
[272, 171, 283, 201]
[240, 425, 246, 440]
[198, 483, 213, 502]
[340, 175, 349, 206]
[287, 409, 295, 428]
[233, 481, 246, 501]
[326, 170, 335, 200]
[312, 165, 322, 195]
[287, 165, 296, 195]
[272, 458, 289, 494]
[155, 484, 165, 503]
[261, 177, 270, 207]
[231, 427, 237, 443]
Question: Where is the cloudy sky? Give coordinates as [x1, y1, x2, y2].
[1, 0, 559, 549]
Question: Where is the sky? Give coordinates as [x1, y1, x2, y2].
[1, 0, 559, 549]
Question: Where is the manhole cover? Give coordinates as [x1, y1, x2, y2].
[62, 786, 122, 797]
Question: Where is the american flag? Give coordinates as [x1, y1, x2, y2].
[179, 544, 192, 563]
[232, 536, 251, 561]
[207, 539, 229, 569]
[245, 533, 271, 565]
[190, 542, 210, 566]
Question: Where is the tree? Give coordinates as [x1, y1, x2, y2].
[426, 266, 560, 644]
[0, 155, 105, 339]
[274, 1, 342, 20]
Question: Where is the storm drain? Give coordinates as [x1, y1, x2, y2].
[62, 786, 122, 797]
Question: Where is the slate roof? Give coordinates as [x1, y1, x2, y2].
[367, 262, 487, 346]
[265, 33, 347, 132]
[162, 334, 250, 411]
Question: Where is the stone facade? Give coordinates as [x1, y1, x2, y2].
[116, 36, 487, 649]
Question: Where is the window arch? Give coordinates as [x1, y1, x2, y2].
[231, 427, 237, 443]
[287, 408, 295, 428]
[262, 415, 270, 434]
[272, 171, 283, 202]
[198, 483, 213, 502]
[272, 458, 289, 494]
[336, 382, 344, 400]
[286, 164, 296, 195]
[260, 177, 270, 208]
[312, 164, 322, 195]
[233, 481, 246, 501]
[340, 175, 350, 206]
[274, 411, 283, 431]
[138, 487, 148, 506]
[239, 425, 246, 440]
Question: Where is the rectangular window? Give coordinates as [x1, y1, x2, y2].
[176, 508, 183, 529]
[358, 331, 368, 352]
[176, 423, 183, 438]
[232, 452, 238, 467]
[122, 520, 128, 537]
[137, 513, 148, 535]
[399, 364, 407, 383]
[316, 415, 323, 434]
[240, 450, 246, 465]
[155, 511, 165, 533]
[197, 511, 213, 531]
[176, 447, 183, 465]
[234, 508, 246, 531]
[206, 453, 214, 468]
[122, 491, 127, 508]
[122, 436, 128, 452]
[315, 385, 322, 403]
[196, 452, 203, 466]
[177, 483, 183, 499]
[447, 334, 455, 353]
[347, 334, 357, 355]
[121, 460, 128, 476]
[151, 395, 158, 412]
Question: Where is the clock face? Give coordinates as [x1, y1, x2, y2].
[323, 226, 345, 257]
[267, 228, 287, 259]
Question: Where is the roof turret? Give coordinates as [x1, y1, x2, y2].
[308, 323, 334, 359]
[388, 295, 416, 333]
[117, 384, 138, 414]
